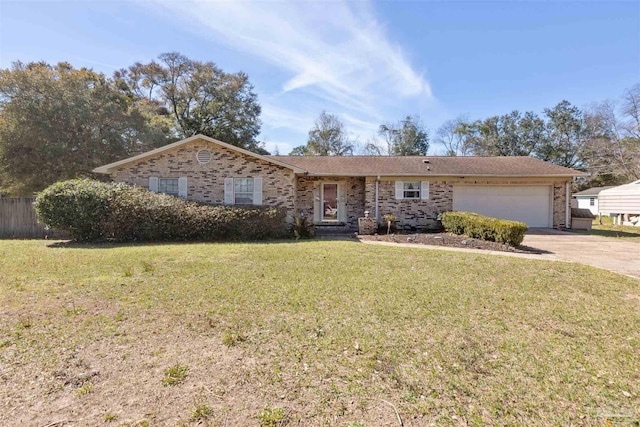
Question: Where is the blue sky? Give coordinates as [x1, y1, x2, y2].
[1, 0, 638, 154]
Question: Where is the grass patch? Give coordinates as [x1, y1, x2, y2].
[76, 384, 94, 396]
[103, 413, 117, 422]
[190, 403, 212, 422]
[259, 407, 287, 426]
[575, 216, 640, 240]
[222, 331, 247, 347]
[162, 364, 189, 386]
[0, 240, 639, 425]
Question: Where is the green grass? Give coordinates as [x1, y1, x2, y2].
[190, 403, 212, 422]
[594, 216, 640, 237]
[259, 407, 287, 426]
[162, 364, 189, 386]
[1, 240, 639, 425]
[571, 216, 640, 240]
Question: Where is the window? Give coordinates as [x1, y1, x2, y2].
[159, 178, 179, 196]
[224, 177, 262, 205]
[234, 178, 254, 205]
[149, 176, 187, 198]
[403, 182, 420, 199]
[395, 180, 429, 200]
[589, 197, 595, 206]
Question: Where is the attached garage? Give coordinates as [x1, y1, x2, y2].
[453, 185, 552, 227]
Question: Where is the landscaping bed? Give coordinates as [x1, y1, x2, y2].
[358, 232, 544, 254]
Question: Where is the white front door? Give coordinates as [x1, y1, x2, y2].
[321, 183, 338, 221]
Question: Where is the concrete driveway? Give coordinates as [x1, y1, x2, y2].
[522, 229, 640, 279]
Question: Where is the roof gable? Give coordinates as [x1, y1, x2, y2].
[92, 135, 305, 174]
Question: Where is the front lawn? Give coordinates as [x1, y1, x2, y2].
[1, 240, 638, 426]
[596, 216, 640, 236]
[572, 216, 640, 240]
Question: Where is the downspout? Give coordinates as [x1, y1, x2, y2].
[565, 181, 570, 229]
[375, 175, 380, 222]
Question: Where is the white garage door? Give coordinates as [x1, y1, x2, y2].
[453, 185, 552, 227]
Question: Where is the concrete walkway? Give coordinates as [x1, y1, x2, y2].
[359, 229, 640, 279]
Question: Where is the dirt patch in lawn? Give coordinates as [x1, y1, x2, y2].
[358, 232, 546, 254]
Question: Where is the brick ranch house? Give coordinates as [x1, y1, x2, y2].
[93, 134, 584, 231]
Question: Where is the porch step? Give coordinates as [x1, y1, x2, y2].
[314, 223, 354, 236]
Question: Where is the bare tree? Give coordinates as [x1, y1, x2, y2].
[621, 84, 640, 139]
[434, 115, 471, 156]
[583, 89, 640, 181]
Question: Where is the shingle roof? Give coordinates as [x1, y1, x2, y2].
[571, 207, 596, 219]
[573, 186, 616, 197]
[92, 134, 584, 178]
[266, 155, 583, 177]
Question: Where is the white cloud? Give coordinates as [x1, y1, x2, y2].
[146, 0, 433, 147]
[261, 102, 315, 134]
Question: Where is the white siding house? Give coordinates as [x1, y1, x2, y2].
[598, 180, 640, 226]
[572, 186, 614, 215]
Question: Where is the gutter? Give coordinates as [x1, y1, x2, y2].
[300, 173, 584, 178]
[565, 181, 570, 229]
[375, 175, 380, 222]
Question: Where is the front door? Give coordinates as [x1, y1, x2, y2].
[322, 183, 338, 221]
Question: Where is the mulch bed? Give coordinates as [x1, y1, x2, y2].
[358, 232, 544, 254]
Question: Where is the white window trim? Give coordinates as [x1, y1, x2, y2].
[149, 176, 187, 199]
[224, 177, 263, 206]
[234, 178, 254, 206]
[159, 178, 179, 197]
[403, 181, 421, 199]
[395, 180, 430, 201]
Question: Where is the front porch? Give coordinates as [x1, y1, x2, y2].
[294, 176, 365, 230]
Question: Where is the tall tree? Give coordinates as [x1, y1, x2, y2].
[289, 145, 311, 156]
[538, 100, 586, 168]
[458, 111, 546, 157]
[0, 61, 171, 195]
[377, 115, 429, 156]
[115, 52, 264, 153]
[290, 111, 353, 156]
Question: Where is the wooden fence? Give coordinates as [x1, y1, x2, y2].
[0, 197, 68, 239]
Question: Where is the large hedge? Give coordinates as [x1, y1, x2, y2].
[441, 211, 528, 246]
[35, 179, 288, 242]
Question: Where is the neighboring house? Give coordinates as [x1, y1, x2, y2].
[598, 180, 640, 226]
[572, 186, 615, 215]
[93, 134, 584, 230]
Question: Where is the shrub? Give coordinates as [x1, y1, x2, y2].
[35, 179, 288, 242]
[441, 211, 528, 246]
[34, 179, 112, 241]
[292, 214, 315, 239]
[382, 214, 397, 234]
